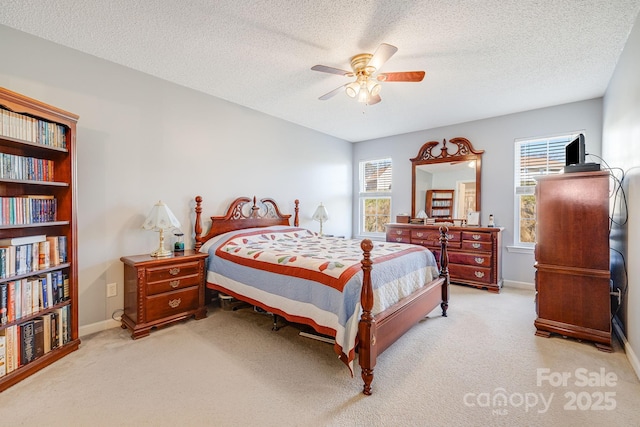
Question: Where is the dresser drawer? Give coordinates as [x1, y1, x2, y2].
[448, 251, 492, 267]
[462, 231, 492, 242]
[386, 228, 411, 243]
[146, 260, 202, 282]
[450, 264, 493, 284]
[146, 287, 199, 322]
[146, 273, 203, 296]
[461, 240, 492, 252]
[412, 230, 461, 248]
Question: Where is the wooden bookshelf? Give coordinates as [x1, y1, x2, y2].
[0, 87, 79, 391]
[425, 189, 454, 219]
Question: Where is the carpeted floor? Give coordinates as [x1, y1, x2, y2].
[1, 285, 639, 426]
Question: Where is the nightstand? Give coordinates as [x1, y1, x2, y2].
[120, 250, 208, 339]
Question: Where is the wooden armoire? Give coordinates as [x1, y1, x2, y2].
[534, 171, 612, 351]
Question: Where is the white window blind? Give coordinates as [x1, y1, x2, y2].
[515, 135, 573, 195]
[361, 158, 392, 192]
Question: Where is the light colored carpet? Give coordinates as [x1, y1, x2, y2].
[1, 285, 639, 426]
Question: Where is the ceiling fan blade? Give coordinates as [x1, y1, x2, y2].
[368, 94, 381, 105]
[319, 84, 348, 100]
[311, 65, 354, 77]
[377, 71, 426, 82]
[366, 43, 398, 71]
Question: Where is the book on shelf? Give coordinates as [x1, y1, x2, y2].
[0, 235, 46, 246]
[0, 282, 7, 325]
[4, 325, 17, 373]
[39, 313, 52, 354]
[38, 240, 50, 269]
[0, 331, 6, 377]
[33, 317, 44, 360]
[19, 320, 35, 367]
[46, 236, 59, 266]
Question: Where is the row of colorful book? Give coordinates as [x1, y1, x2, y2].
[0, 235, 67, 279]
[0, 107, 67, 149]
[0, 196, 58, 226]
[0, 270, 69, 326]
[0, 305, 71, 377]
[0, 152, 55, 182]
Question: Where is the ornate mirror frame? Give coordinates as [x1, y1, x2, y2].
[411, 137, 484, 218]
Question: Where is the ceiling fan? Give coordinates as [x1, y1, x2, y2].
[311, 43, 425, 105]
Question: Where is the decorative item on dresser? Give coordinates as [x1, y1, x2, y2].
[0, 87, 79, 392]
[120, 250, 208, 339]
[194, 196, 450, 395]
[386, 223, 503, 293]
[534, 171, 612, 351]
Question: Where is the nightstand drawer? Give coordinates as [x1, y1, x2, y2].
[146, 287, 199, 322]
[146, 273, 202, 296]
[146, 261, 201, 282]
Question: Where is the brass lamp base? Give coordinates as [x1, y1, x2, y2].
[150, 228, 173, 257]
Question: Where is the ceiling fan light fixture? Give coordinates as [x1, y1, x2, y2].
[367, 80, 381, 97]
[345, 81, 360, 98]
[358, 86, 370, 103]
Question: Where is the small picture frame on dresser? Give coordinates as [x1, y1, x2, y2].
[467, 211, 480, 226]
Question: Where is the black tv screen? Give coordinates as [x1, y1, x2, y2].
[565, 134, 586, 166]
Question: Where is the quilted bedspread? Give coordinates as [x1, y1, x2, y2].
[202, 226, 439, 373]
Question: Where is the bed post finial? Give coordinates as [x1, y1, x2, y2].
[359, 239, 376, 395]
[439, 225, 450, 316]
[294, 199, 299, 227]
[195, 196, 203, 251]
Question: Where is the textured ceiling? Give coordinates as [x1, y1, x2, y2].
[1, 1, 639, 142]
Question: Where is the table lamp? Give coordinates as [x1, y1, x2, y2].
[142, 200, 181, 257]
[312, 203, 329, 236]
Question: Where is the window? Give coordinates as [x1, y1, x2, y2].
[514, 133, 579, 246]
[359, 158, 392, 236]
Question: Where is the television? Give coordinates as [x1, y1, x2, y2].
[563, 133, 600, 172]
[565, 134, 586, 166]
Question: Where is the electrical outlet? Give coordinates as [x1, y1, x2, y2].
[107, 282, 117, 298]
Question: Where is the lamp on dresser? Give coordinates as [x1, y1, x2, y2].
[312, 203, 329, 236]
[142, 200, 181, 257]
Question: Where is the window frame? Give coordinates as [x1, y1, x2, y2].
[358, 158, 392, 238]
[513, 132, 582, 247]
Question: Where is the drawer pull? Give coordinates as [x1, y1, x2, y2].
[474, 271, 485, 278]
[169, 280, 180, 288]
[168, 298, 182, 308]
[395, 238, 403, 242]
[395, 230, 402, 235]
[169, 267, 181, 275]
[472, 243, 481, 249]
[416, 232, 424, 237]
[472, 234, 481, 240]
[447, 234, 454, 240]
[474, 257, 485, 264]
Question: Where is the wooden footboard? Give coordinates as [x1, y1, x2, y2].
[358, 227, 449, 395]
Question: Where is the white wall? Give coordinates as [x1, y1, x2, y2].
[353, 99, 603, 286]
[602, 14, 640, 375]
[0, 26, 353, 332]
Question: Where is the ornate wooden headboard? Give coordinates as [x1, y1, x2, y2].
[194, 196, 300, 250]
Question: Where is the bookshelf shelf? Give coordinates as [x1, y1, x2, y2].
[425, 189, 454, 219]
[0, 87, 78, 391]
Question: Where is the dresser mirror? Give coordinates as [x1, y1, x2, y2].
[411, 137, 484, 220]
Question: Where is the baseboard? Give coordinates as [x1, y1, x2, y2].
[612, 318, 640, 381]
[503, 280, 534, 291]
[79, 318, 121, 338]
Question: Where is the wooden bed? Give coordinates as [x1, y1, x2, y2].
[194, 196, 450, 395]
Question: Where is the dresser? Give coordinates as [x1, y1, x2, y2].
[534, 171, 612, 351]
[386, 223, 503, 292]
[120, 250, 208, 339]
